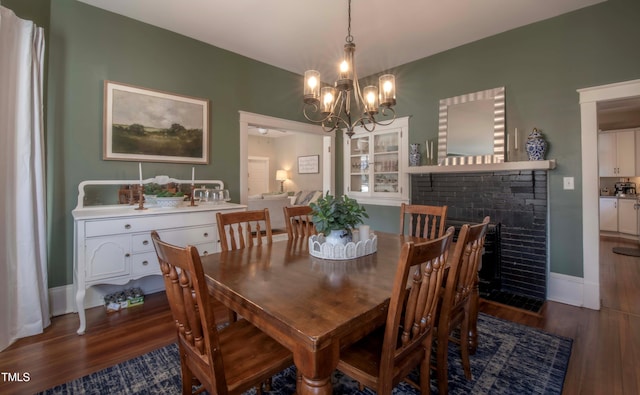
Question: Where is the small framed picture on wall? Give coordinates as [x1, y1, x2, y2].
[297, 155, 319, 174]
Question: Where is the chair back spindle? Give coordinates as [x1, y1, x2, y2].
[399, 203, 448, 239]
[283, 205, 316, 239]
[217, 209, 273, 251]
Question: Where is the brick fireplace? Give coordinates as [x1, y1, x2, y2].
[410, 170, 548, 305]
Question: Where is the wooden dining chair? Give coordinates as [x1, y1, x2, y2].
[336, 226, 455, 394]
[283, 205, 316, 239]
[151, 231, 292, 395]
[216, 209, 273, 251]
[399, 203, 448, 239]
[433, 216, 490, 395]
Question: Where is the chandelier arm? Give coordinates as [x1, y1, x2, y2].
[320, 122, 339, 134]
[303, 104, 336, 125]
[373, 107, 397, 126]
[359, 120, 376, 133]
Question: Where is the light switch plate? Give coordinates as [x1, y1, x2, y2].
[563, 177, 574, 190]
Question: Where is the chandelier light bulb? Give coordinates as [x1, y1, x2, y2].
[383, 80, 393, 93]
[304, 70, 321, 104]
[363, 85, 379, 114]
[366, 92, 375, 104]
[340, 60, 349, 77]
[308, 76, 317, 89]
[321, 86, 336, 114]
[324, 91, 334, 105]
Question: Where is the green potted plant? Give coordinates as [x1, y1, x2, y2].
[310, 193, 368, 245]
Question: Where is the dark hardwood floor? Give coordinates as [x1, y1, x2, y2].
[1, 237, 639, 394]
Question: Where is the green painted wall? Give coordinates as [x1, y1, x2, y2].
[358, 0, 640, 278]
[4, 0, 640, 288]
[43, 0, 307, 287]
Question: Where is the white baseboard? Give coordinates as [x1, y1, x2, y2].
[547, 272, 596, 308]
[48, 276, 166, 317]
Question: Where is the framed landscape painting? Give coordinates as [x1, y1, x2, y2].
[103, 81, 209, 164]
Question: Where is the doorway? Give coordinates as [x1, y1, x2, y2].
[238, 111, 335, 204]
[579, 78, 640, 310]
[247, 156, 269, 195]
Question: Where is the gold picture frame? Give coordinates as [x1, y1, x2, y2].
[103, 81, 209, 164]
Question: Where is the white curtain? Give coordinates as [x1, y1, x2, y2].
[0, 6, 50, 351]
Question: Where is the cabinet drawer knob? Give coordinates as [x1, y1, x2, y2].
[142, 260, 149, 266]
[142, 240, 149, 245]
[125, 253, 130, 257]
[202, 251, 208, 255]
[203, 232, 209, 237]
[124, 224, 131, 229]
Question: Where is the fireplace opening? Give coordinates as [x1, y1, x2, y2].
[446, 219, 544, 314]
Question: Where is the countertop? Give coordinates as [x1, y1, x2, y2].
[600, 195, 638, 199]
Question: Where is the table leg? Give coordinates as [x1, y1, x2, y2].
[294, 342, 339, 395]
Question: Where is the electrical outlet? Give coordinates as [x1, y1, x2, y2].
[563, 177, 574, 190]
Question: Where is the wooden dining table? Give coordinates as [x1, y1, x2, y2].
[200, 231, 428, 395]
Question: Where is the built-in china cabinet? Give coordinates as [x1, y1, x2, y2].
[343, 116, 409, 206]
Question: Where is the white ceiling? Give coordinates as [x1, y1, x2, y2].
[77, 0, 604, 80]
[598, 97, 640, 131]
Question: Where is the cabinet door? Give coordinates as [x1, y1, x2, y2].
[372, 131, 400, 196]
[162, 226, 219, 253]
[85, 235, 130, 281]
[599, 198, 618, 232]
[343, 117, 409, 205]
[347, 136, 371, 194]
[616, 131, 635, 177]
[618, 199, 638, 235]
[598, 133, 616, 177]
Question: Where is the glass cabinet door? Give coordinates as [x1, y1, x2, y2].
[373, 132, 399, 193]
[349, 136, 370, 192]
[343, 116, 409, 205]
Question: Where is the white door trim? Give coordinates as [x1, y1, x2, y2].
[578, 78, 640, 310]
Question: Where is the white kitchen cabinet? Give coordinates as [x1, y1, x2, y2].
[598, 130, 635, 177]
[73, 177, 246, 334]
[618, 198, 639, 235]
[343, 116, 409, 206]
[599, 197, 618, 232]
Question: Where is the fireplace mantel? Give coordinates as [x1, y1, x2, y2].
[406, 159, 556, 174]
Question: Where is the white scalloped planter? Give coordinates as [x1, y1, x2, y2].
[155, 196, 185, 208]
[309, 234, 377, 260]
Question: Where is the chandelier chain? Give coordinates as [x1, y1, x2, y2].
[345, 0, 353, 44]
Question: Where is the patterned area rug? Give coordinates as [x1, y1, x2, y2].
[39, 313, 572, 395]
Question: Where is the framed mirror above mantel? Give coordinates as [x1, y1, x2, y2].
[438, 86, 505, 165]
[406, 85, 556, 174]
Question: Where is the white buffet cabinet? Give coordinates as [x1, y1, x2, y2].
[72, 177, 246, 334]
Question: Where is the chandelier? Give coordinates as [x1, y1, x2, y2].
[303, 0, 397, 138]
